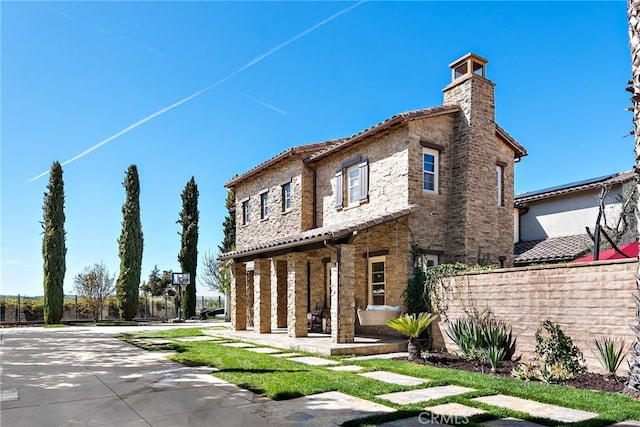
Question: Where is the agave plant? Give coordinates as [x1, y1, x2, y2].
[387, 312, 439, 361]
[594, 337, 628, 379]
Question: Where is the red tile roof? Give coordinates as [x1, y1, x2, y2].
[219, 204, 419, 260]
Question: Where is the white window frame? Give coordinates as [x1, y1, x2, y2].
[260, 192, 269, 220]
[368, 256, 386, 305]
[496, 165, 504, 206]
[423, 148, 439, 194]
[242, 200, 250, 225]
[282, 182, 291, 212]
[419, 254, 439, 272]
[346, 164, 360, 207]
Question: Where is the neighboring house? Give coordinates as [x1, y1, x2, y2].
[220, 53, 527, 343]
[514, 171, 637, 266]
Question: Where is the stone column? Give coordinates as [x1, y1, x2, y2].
[287, 252, 308, 338]
[271, 259, 288, 329]
[253, 258, 271, 334]
[230, 262, 247, 330]
[331, 244, 355, 343]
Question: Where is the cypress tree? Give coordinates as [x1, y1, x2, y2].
[178, 177, 199, 318]
[116, 165, 143, 320]
[218, 188, 236, 253]
[42, 161, 66, 323]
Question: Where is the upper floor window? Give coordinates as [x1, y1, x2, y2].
[423, 148, 439, 194]
[496, 164, 504, 206]
[346, 164, 360, 206]
[260, 192, 269, 219]
[335, 158, 369, 210]
[282, 182, 291, 212]
[242, 200, 250, 225]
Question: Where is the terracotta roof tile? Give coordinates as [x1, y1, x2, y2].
[514, 234, 591, 265]
[219, 204, 419, 260]
[224, 140, 341, 187]
[307, 105, 461, 162]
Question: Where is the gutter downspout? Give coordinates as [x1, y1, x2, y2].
[324, 240, 339, 340]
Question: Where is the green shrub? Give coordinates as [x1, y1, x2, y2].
[593, 337, 627, 378]
[540, 363, 573, 383]
[535, 320, 586, 374]
[446, 313, 517, 369]
[487, 346, 505, 372]
[511, 362, 541, 381]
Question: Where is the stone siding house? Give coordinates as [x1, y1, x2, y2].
[220, 53, 527, 343]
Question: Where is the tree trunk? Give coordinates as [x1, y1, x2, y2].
[627, 0, 640, 394]
[407, 337, 422, 361]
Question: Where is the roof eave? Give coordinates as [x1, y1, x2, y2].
[495, 125, 527, 159]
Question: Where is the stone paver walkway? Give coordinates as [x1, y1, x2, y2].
[270, 352, 301, 358]
[359, 371, 428, 386]
[243, 347, 282, 354]
[173, 336, 220, 342]
[378, 385, 475, 405]
[472, 395, 598, 423]
[287, 356, 340, 366]
[481, 417, 546, 427]
[327, 365, 364, 372]
[220, 342, 255, 348]
[426, 402, 485, 417]
[379, 418, 450, 427]
[250, 391, 395, 426]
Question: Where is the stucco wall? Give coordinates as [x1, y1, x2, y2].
[432, 259, 637, 374]
[518, 187, 624, 241]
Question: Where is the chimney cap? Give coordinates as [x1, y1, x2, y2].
[449, 52, 488, 82]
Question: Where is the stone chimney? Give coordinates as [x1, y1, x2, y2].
[442, 53, 512, 266]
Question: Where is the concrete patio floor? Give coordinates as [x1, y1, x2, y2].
[203, 327, 407, 356]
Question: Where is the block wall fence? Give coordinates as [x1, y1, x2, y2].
[430, 259, 638, 374]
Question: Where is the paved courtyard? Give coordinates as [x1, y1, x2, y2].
[2, 324, 639, 426]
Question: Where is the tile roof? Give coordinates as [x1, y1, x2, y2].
[307, 105, 461, 162]
[226, 104, 526, 187]
[514, 234, 591, 265]
[219, 204, 419, 260]
[224, 140, 341, 187]
[515, 171, 637, 205]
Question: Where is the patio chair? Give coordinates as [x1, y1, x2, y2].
[307, 305, 323, 332]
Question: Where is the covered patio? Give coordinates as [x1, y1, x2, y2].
[220, 206, 416, 344]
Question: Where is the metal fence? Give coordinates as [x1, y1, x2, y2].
[0, 294, 225, 324]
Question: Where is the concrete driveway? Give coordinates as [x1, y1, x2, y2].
[0, 324, 273, 427]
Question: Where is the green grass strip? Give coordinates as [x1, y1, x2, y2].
[120, 328, 640, 426]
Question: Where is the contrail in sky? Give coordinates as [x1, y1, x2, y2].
[231, 88, 288, 115]
[28, 1, 365, 183]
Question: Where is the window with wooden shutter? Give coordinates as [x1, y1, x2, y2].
[358, 160, 368, 202]
[335, 170, 343, 209]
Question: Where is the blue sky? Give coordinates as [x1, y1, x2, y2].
[1, 1, 632, 297]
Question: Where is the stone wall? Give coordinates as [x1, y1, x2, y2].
[407, 116, 455, 259]
[432, 259, 637, 374]
[443, 74, 515, 266]
[314, 125, 410, 228]
[235, 158, 306, 250]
